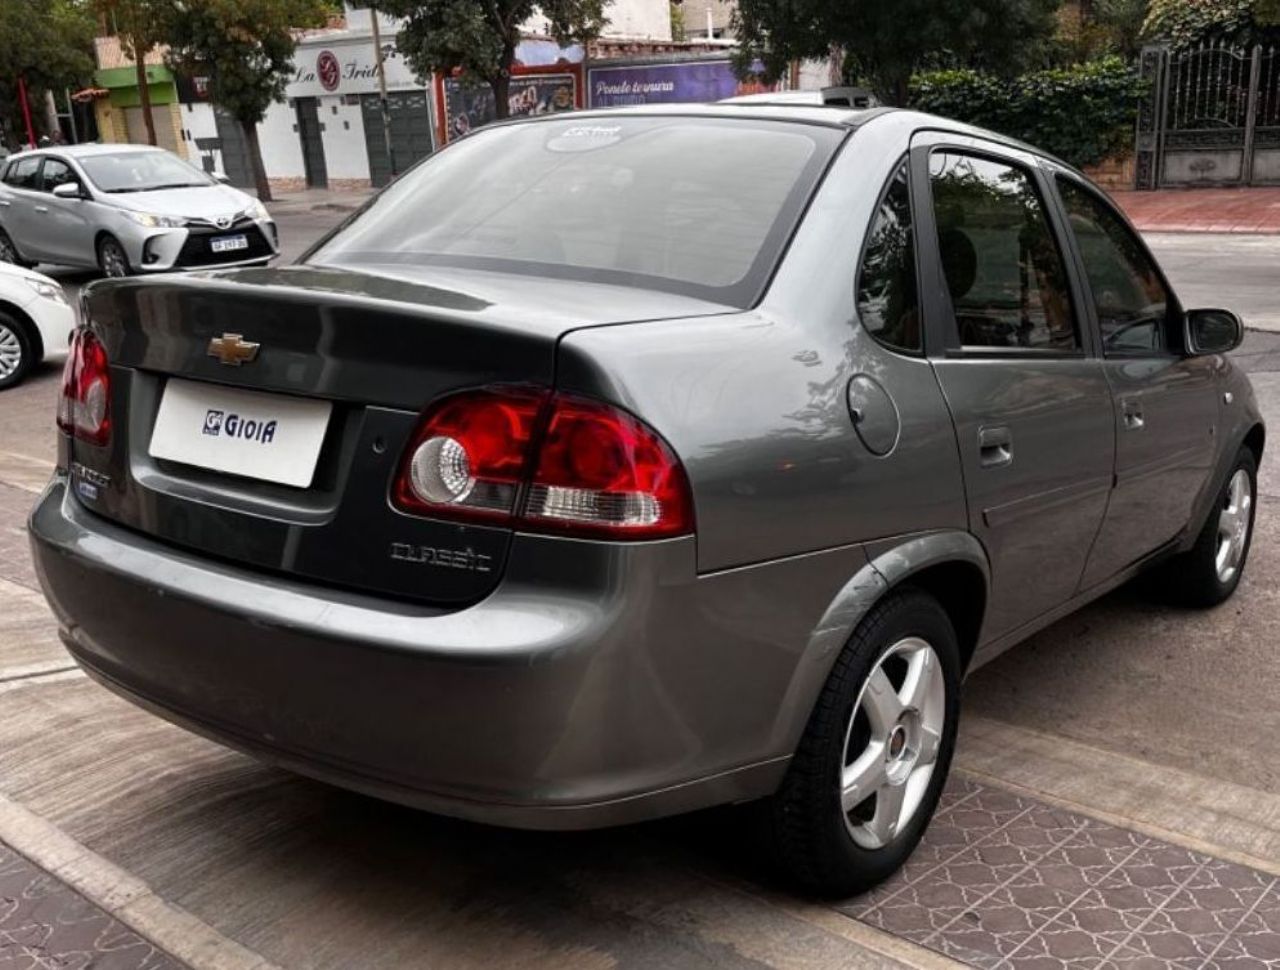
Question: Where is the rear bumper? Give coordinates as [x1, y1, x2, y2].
[29, 479, 865, 828]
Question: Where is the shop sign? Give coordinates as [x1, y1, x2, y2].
[587, 60, 772, 108]
[289, 40, 420, 98]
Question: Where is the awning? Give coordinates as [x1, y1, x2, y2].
[70, 88, 110, 103]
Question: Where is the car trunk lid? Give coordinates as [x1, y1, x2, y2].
[73, 264, 727, 606]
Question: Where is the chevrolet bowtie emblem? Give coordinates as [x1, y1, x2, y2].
[207, 333, 260, 366]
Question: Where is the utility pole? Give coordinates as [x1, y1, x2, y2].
[369, 3, 397, 182]
[16, 75, 36, 148]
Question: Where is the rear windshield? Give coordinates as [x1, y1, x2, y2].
[309, 116, 843, 306]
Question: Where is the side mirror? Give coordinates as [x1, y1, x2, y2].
[1186, 308, 1243, 356]
[213, 173, 231, 185]
[51, 182, 83, 200]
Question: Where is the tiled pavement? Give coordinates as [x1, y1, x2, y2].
[0, 838, 183, 970]
[845, 779, 1280, 969]
[0, 481, 38, 592]
[1110, 188, 1280, 234]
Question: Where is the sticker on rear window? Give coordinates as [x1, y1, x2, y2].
[546, 125, 624, 153]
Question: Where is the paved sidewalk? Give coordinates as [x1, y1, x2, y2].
[1111, 188, 1280, 234]
[264, 187, 372, 215]
[0, 838, 183, 970]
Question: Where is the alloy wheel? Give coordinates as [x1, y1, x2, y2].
[841, 637, 946, 850]
[101, 241, 128, 278]
[1216, 468, 1253, 584]
[0, 321, 23, 381]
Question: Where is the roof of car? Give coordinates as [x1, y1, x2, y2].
[5, 143, 167, 160]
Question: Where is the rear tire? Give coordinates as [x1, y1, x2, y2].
[0, 311, 34, 390]
[1152, 447, 1257, 608]
[97, 235, 131, 278]
[0, 228, 32, 269]
[767, 589, 961, 898]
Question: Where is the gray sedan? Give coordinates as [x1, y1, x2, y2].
[0, 144, 277, 276]
[30, 106, 1262, 897]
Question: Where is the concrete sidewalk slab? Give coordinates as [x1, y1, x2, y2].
[1112, 187, 1280, 234]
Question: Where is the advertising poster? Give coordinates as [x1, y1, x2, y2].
[588, 60, 773, 108]
[441, 73, 579, 142]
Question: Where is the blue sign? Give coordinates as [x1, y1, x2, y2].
[588, 61, 771, 108]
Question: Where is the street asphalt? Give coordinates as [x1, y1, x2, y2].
[0, 209, 1277, 969]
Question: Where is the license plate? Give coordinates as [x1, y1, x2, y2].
[210, 234, 248, 253]
[149, 379, 332, 488]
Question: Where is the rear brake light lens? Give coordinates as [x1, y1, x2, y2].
[392, 388, 693, 540]
[56, 330, 111, 446]
[524, 395, 692, 538]
[393, 387, 548, 523]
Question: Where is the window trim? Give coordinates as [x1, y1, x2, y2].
[1050, 170, 1184, 360]
[854, 153, 924, 358]
[909, 134, 1094, 361]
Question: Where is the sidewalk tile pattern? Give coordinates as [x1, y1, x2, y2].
[849, 776, 1280, 970]
[1110, 188, 1280, 234]
[0, 839, 182, 969]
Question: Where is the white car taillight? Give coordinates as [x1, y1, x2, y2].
[56, 330, 112, 446]
[392, 387, 693, 540]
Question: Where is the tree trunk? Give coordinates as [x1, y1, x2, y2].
[134, 53, 157, 146]
[491, 73, 512, 120]
[242, 119, 272, 203]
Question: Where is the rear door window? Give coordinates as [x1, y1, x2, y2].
[929, 152, 1079, 353]
[4, 157, 41, 190]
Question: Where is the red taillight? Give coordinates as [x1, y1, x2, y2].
[392, 387, 549, 524]
[56, 330, 111, 446]
[392, 387, 693, 540]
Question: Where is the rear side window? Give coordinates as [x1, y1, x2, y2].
[311, 117, 843, 307]
[4, 157, 40, 190]
[929, 152, 1079, 352]
[1057, 178, 1171, 355]
[857, 162, 920, 352]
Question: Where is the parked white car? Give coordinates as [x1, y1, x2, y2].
[0, 144, 278, 278]
[0, 263, 75, 389]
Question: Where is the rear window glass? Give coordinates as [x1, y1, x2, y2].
[310, 117, 842, 307]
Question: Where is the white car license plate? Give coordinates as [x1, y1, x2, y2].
[149, 379, 332, 488]
[210, 234, 248, 253]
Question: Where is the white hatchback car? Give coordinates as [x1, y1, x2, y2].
[0, 263, 75, 389]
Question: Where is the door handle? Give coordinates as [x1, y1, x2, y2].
[0, 200, 9, 207]
[33, 205, 48, 214]
[1121, 397, 1145, 431]
[978, 426, 1013, 468]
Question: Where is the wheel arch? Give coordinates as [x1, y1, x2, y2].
[778, 531, 990, 760]
[1244, 422, 1265, 465]
[0, 299, 44, 361]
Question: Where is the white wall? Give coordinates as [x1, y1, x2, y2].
[257, 100, 305, 180]
[316, 95, 370, 182]
[179, 102, 224, 176]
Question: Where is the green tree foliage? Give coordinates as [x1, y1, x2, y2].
[731, 0, 1061, 106]
[94, 0, 175, 146]
[0, 0, 95, 146]
[165, 0, 328, 201]
[378, 0, 607, 120]
[910, 57, 1148, 167]
[1143, 0, 1280, 49]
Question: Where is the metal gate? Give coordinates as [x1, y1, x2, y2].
[294, 97, 328, 190]
[1136, 43, 1280, 188]
[360, 91, 434, 188]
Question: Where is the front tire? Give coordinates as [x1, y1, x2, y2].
[767, 589, 961, 897]
[97, 235, 131, 278]
[1154, 447, 1258, 607]
[0, 312, 34, 390]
